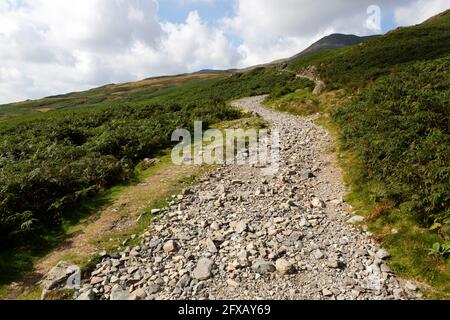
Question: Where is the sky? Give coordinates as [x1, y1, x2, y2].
[0, 0, 449, 104]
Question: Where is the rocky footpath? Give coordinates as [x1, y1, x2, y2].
[74, 96, 419, 300]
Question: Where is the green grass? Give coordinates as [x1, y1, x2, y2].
[334, 56, 450, 227]
[0, 73, 229, 118]
[0, 152, 170, 290]
[264, 88, 319, 116]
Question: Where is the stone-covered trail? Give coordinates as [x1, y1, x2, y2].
[75, 96, 417, 300]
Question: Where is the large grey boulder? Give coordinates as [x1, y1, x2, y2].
[39, 261, 80, 300]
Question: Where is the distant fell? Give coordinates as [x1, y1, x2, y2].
[288, 33, 379, 61]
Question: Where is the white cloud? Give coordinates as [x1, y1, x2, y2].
[0, 0, 243, 103]
[395, 0, 450, 25]
[221, 0, 427, 66]
[0, 0, 448, 104]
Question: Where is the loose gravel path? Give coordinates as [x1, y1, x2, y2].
[75, 96, 418, 300]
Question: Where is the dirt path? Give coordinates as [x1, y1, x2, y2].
[77, 96, 418, 300]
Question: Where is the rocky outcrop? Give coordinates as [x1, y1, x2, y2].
[39, 261, 80, 300]
[296, 66, 326, 95]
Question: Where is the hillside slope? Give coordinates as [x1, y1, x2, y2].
[0, 72, 230, 118]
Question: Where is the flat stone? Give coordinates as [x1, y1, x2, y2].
[300, 218, 310, 228]
[275, 259, 295, 275]
[326, 259, 340, 269]
[380, 264, 391, 273]
[311, 198, 325, 208]
[376, 249, 391, 260]
[322, 289, 333, 297]
[132, 288, 147, 300]
[76, 290, 95, 300]
[312, 249, 325, 260]
[252, 260, 276, 274]
[40, 261, 80, 293]
[163, 240, 179, 253]
[273, 217, 284, 224]
[347, 215, 365, 224]
[110, 285, 136, 301]
[147, 283, 161, 294]
[205, 238, 218, 253]
[193, 258, 214, 280]
[90, 277, 104, 285]
[405, 281, 418, 292]
[235, 221, 248, 234]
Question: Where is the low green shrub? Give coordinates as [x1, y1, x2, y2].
[334, 55, 450, 226]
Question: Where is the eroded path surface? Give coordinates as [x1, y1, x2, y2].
[77, 96, 415, 300]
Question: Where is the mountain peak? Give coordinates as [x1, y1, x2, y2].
[289, 33, 380, 61]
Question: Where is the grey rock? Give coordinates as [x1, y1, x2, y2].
[312, 249, 325, 260]
[205, 238, 218, 253]
[311, 198, 325, 208]
[347, 215, 365, 224]
[405, 282, 418, 292]
[322, 289, 333, 297]
[90, 277, 103, 285]
[110, 285, 136, 300]
[40, 261, 80, 295]
[147, 283, 162, 294]
[376, 249, 390, 260]
[132, 288, 147, 300]
[193, 258, 214, 280]
[163, 240, 179, 253]
[235, 221, 248, 234]
[275, 259, 295, 275]
[76, 290, 95, 300]
[177, 274, 192, 288]
[252, 260, 276, 274]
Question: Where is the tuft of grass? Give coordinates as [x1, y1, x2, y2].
[264, 89, 319, 116]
